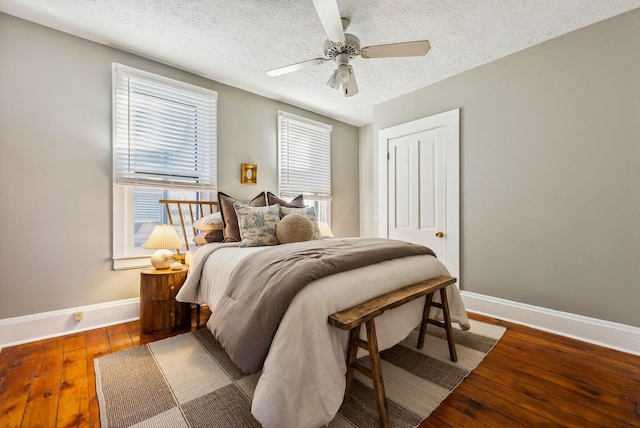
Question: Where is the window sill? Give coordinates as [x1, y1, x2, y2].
[113, 256, 151, 271]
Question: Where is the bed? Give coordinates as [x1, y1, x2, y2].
[162, 199, 470, 428]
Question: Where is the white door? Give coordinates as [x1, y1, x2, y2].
[388, 126, 448, 262]
[378, 108, 459, 280]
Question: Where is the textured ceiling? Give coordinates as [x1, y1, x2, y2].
[1, 1, 638, 126]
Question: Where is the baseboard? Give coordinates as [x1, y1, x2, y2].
[460, 291, 640, 356]
[3, 293, 638, 356]
[0, 298, 140, 349]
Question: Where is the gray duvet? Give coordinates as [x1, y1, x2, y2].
[208, 237, 436, 373]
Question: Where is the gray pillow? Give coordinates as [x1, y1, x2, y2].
[193, 230, 224, 245]
[218, 191, 266, 242]
[266, 192, 305, 208]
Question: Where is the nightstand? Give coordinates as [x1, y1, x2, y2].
[140, 267, 191, 334]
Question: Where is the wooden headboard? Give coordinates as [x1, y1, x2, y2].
[159, 199, 219, 254]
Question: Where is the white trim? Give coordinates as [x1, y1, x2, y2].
[3, 291, 637, 357]
[113, 256, 152, 270]
[461, 291, 640, 356]
[112, 185, 155, 269]
[0, 298, 140, 348]
[377, 109, 460, 282]
[277, 110, 332, 131]
[113, 63, 219, 100]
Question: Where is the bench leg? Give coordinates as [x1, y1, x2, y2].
[344, 327, 360, 401]
[417, 292, 434, 349]
[439, 288, 458, 362]
[416, 289, 458, 363]
[366, 319, 390, 428]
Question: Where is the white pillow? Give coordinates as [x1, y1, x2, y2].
[234, 202, 280, 247]
[279, 206, 321, 239]
[194, 212, 223, 231]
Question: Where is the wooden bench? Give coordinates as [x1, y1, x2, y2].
[328, 276, 458, 428]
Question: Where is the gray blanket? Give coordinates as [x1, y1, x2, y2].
[208, 237, 436, 373]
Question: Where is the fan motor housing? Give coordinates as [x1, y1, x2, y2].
[324, 33, 361, 60]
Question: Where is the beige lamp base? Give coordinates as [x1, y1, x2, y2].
[150, 249, 173, 269]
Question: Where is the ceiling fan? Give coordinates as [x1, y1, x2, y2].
[266, 0, 431, 97]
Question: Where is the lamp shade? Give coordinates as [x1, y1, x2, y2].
[143, 224, 183, 250]
[143, 225, 183, 269]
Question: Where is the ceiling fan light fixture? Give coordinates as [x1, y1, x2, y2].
[335, 63, 350, 83]
[326, 70, 340, 89]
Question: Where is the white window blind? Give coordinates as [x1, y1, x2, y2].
[278, 111, 332, 200]
[112, 63, 217, 191]
[133, 188, 164, 225]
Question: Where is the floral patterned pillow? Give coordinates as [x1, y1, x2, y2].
[279, 206, 322, 239]
[233, 202, 281, 247]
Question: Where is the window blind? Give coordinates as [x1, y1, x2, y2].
[278, 111, 332, 201]
[133, 188, 164, 224]
[113, 63, 217, 191]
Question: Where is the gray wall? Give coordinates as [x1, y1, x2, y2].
[0, 13, 359, 319]
[372, 9, 640, 327]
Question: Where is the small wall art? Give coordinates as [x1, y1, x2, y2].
[241, 163, 257, 184]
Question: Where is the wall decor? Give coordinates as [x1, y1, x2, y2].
[241, 163, 257, 184]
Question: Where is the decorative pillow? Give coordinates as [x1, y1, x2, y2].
[193, 211, 223, 231]
[276, 213, 314, 244]
[205, 229, 224, 243]
[193, 229, 224, 246]
[218, 191, 267, 242]
[193, 230, 224, 245]
[266, 192, 305, 208]
[193, 232, 207, 246]
[234, 202, 280, 247]
[193, 230, 223, 245]
[279, 206, 321, 239]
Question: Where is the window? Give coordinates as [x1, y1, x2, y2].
[112, 64, 217, 269]
[277, 111, 332, 223]
[131, 188, 201, 248]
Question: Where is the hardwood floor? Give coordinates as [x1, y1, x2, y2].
[1, 310, 639, 427]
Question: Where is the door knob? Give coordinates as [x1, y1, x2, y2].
[435, 231, 444, 238]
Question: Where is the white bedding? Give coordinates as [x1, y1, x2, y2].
[177, 241, 470, 428]
[183, 247, 199, 266]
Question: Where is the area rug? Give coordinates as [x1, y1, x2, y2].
[94, 319, 505, 428]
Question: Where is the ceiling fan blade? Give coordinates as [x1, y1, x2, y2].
[343, 67, 358, 97]
[312, 0, 345, 43]
[266, 58, 327, 77]
[360, 40, 431, 59]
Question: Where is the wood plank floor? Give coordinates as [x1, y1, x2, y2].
[1, 310, 639, 427]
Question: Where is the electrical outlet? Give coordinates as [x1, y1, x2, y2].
[73, 311, 83, 321]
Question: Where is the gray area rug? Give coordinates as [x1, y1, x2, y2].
[94, 319, 505, 428]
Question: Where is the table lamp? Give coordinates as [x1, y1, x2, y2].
[143, 224, 183, 269]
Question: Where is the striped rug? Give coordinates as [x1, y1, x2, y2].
[94, 319, 505, 428]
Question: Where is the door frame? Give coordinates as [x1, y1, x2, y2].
[377, 108, 460, 281]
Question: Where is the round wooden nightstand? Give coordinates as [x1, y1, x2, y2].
[140, 267, 191, 334]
